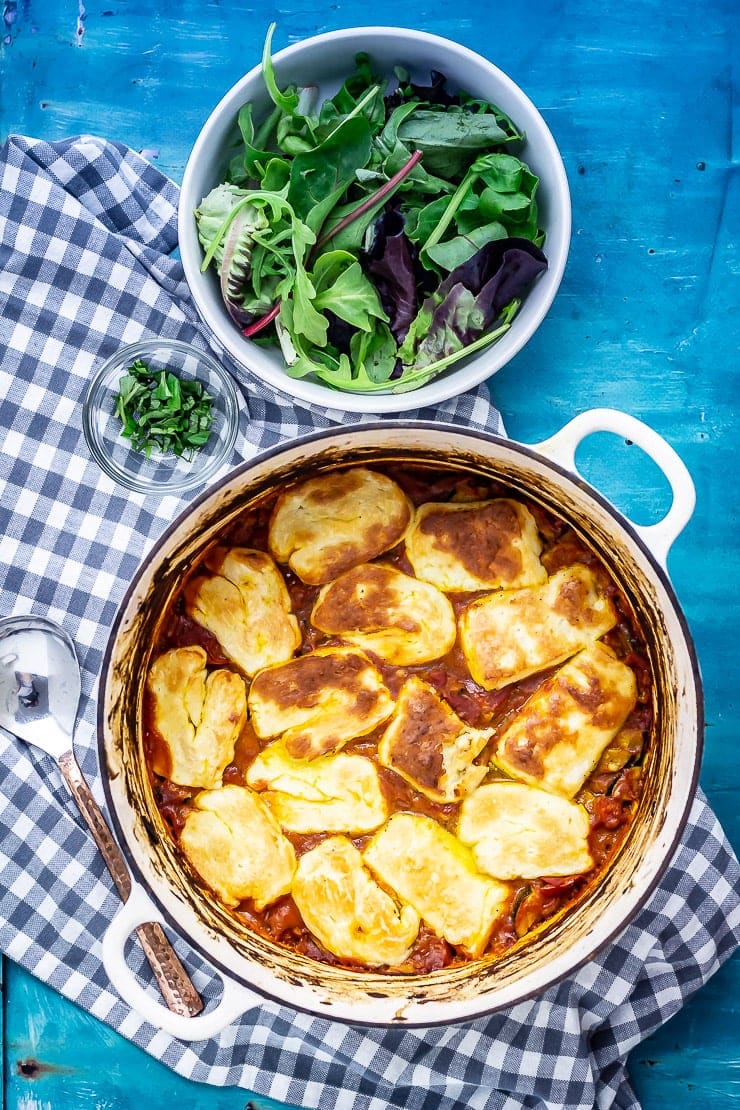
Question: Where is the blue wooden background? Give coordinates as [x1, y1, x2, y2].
[1, 0, 738, 1106]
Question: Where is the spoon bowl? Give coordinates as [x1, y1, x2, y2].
[0, 613, 203, 1019]
[0, 615, 80, 758]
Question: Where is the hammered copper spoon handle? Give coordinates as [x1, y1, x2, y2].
[59, 750, 204, 1017]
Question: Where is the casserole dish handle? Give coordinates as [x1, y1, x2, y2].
[102, 883, 259, 1040]
[533, 408, 695, 571]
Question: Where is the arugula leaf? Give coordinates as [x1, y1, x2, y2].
[235, 102, 278, 183]
[397, 302, 434, 365]
[276, 301, 352, 382]
[261, 23, 300, 114]
[312, 255, 387, 332]
[349, 322, 398, 383]
[113, 359, 214, 458]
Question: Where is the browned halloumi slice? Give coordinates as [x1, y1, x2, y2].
[291, 836, 420, 967]
[405, 499, 547, 592]
[458, 781, 594, 879]
[377, 677, 492, 802]
[147, 645, 247, 788]
[268, 467, 412, 585]
[179, 784, 296, 908]
[311, 563, 456, 666]
[494, 641, 638, 798]
[247, 646, 394, 759]
[459, 564, 617, 690]
[185, 548, 300, 677]
[363, 813, 509, 957]
[246, 742, 388, 834]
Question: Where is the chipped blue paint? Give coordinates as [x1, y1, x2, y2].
[76, 0, 86, 46]
[2, 1, 17, 45]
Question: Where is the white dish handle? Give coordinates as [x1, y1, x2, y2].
[532, 408, 695, 572]
[101, 883, 259, 1040]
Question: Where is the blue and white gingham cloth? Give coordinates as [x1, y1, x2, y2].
[1, 134, 739, 1110]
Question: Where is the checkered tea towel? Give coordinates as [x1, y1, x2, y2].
[1, 135, 739, 1110]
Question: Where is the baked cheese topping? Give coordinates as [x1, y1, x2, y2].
[459, 564, 618, 690]
[247, 646, 395, 759]
[179, 784, 296, 909]
[185, 547, 300, 676]
[268, 467, 412, 585]
[458, 781, 594, 879]
[405, 499, 547, 592]
[291, 837, 420, 967]
[364, 813, 509, 957]
[147, 646, 246, 789]
[494, 641, 638, 798]
[378, 676, 492, 802]
[311, 563, 456, 666]
[246, 742, 388, 834]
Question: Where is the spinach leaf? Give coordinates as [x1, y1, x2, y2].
[287, 114, 373, 222]
[397, 108, 517, 177]
[331, 52, 381, 115]
[314, 197, 382, 254]
[403, 195, 450, 243]
[424, 220, 507, 272]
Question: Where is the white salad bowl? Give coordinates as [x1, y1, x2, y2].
[178, 26, 571, 414]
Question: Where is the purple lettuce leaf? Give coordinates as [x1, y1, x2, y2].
[385, 70, 462, 112]
[405, 236, 548, 369]
[325, 309, 357, 354]
[361, 206, 419, 342]
[436, 236, 547, 320]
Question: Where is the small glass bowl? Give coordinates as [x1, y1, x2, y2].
[83, 338, 241, 495]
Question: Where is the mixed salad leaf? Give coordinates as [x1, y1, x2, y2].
[196, 24, 548, 394]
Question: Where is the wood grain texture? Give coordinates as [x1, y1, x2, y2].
[1, 0, 738, 1106]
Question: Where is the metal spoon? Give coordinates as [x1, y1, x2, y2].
[0, 614, 203, 1018]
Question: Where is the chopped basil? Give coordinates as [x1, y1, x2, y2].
[113, 358, 214, 459]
